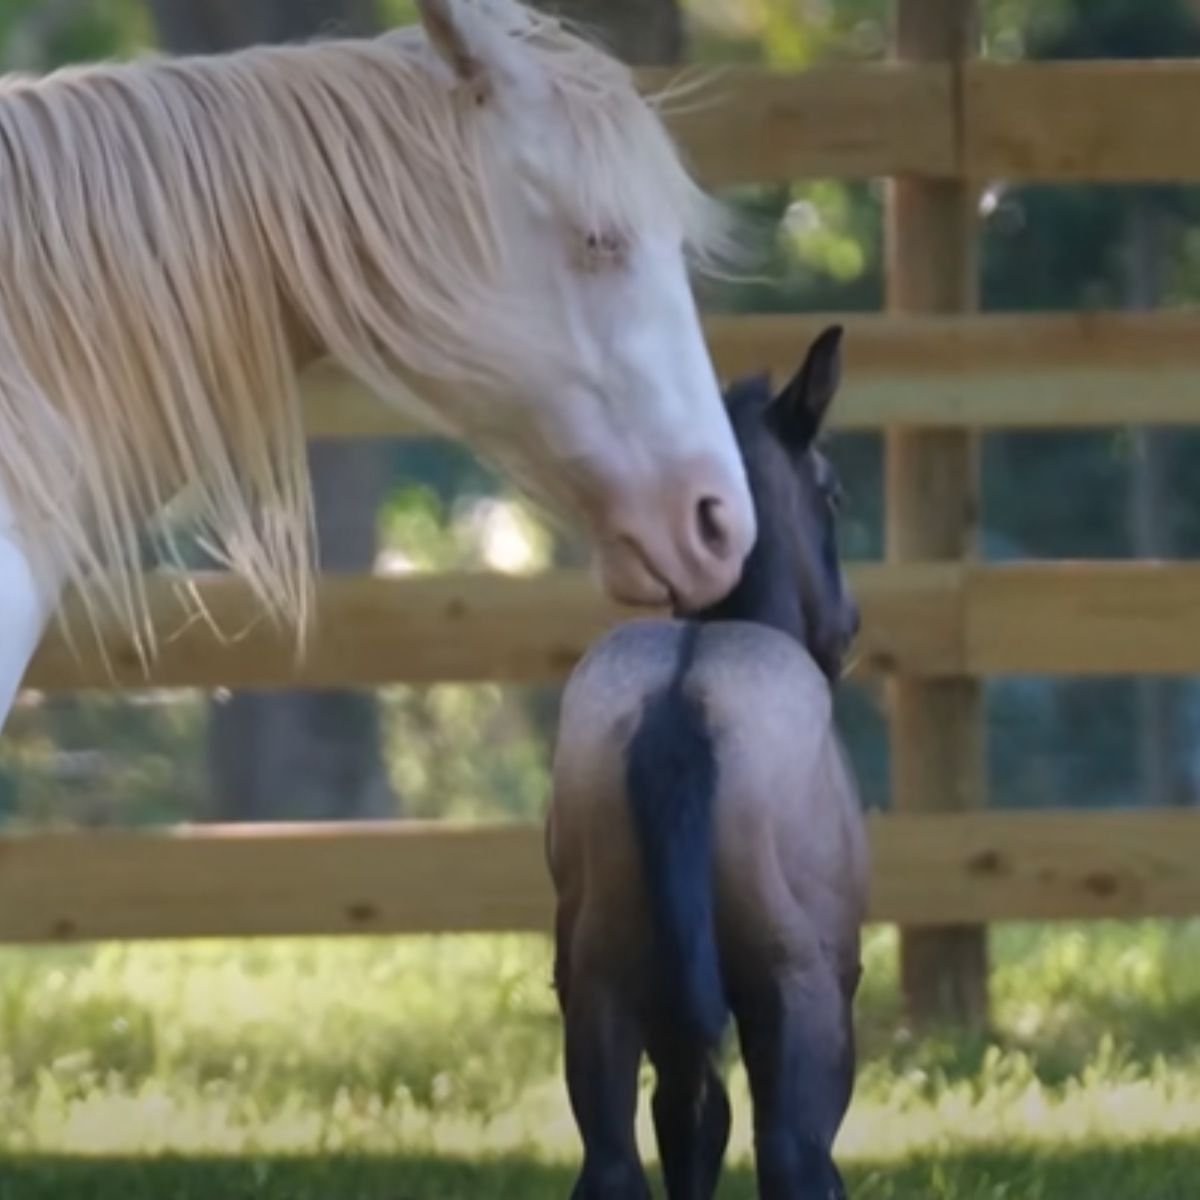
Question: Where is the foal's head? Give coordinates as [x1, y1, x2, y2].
[700, 327, 858, 682]
[412, 0, 754, 612]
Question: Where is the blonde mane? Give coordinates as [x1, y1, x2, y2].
[0, 0, 722, 667]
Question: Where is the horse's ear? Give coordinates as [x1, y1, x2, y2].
[417, 0, 488, 91]
[771, 324, 843, 448]
[417, 0, 539, 100]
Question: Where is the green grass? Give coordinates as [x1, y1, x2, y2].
[2, 922, 1200, 1196]
[4, 1144, 1200, 1200]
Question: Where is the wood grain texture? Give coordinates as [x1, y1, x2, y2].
[633, 61, 1200, 185]
[867, 810, 1200, 925]
[20, 565, 960, 692]
[301, 312, 1200, 438]
[965, 562, 1200, 677]
[965, 61, 1200, 182]
[22, 562, 1200, 692]
[2, 810, 1197, 944]
[885, 0, 986, 1030]
[640, 63, 955, 184]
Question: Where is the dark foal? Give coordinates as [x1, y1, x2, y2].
[547, 326, 867, 1200]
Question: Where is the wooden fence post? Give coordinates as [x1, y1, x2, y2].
[885, 0, 988, 1028]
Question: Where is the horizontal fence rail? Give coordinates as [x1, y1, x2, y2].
[301, 312, 1200, 440]
[22, 563, 1200, 692]
[644, 63, 956, 184]
[636, 61, 1200, 185]
[1, 811, 1198, 944]
[962, 61, 1200, 182]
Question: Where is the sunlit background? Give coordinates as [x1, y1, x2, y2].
[2, 1, 1200, 1197]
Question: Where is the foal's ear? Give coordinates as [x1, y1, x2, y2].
[771, 324, 844, 449]
[417, 0, 541, 100]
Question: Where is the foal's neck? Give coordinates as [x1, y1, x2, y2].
[690, 464, 807, 645]
[691, 537, 804, 643]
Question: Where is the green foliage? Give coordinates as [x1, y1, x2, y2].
[0, 693, 207, 830]
[0, 0, 148, 69]
[382, 684, 552, 819]
[378, 0, 419, 28]
[1026, 0, 1200, 59]
[375, 483, 555, 820]
[38, 1, 150, 65]
[0, 936, 561, 1132]
[781, 180, 869, 282]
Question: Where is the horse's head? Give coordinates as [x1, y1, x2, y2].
[413, 0, 754, 611]
[705, 327, 858, 682]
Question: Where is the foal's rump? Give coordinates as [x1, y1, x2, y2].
[549, 617, 864, 1035]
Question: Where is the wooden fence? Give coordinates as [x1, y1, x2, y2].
[5, 3, 1200, 1028]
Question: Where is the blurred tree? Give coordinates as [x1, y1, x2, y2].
[981, 0, 1200, 810]
[146, 0, 398, 822]
[148, 0, 374, 46]
[1, 0, 140, 67]
[0, 0, 147, 68]
[537, 0, 682, 63]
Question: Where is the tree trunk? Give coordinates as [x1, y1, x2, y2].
[148, 0, 397, 822]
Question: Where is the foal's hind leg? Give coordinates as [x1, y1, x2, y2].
[646, 1030, 730, 1200]
[562, 971, 651, 1200]
[734, 964, 853, 1200]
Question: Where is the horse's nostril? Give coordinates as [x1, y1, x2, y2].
[696, 496, 731, 560]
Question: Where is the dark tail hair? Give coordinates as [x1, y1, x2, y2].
[625, 623, 727, 1045]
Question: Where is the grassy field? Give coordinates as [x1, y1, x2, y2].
[2, 921, 1199, 1197]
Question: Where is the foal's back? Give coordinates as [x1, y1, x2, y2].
[549, 615, 866, 999]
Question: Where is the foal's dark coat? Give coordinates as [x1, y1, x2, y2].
[547, 327, 867, 1199]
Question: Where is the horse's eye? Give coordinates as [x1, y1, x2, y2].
[576, 229, 626, 270]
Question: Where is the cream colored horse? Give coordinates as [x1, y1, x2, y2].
[0, 0, 754, 723]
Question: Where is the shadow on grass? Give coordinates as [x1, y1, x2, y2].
[853, 993, 1200, 1093]
[3, 1140, 1200, 1200]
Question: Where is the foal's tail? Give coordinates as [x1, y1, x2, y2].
[625, 623, 727, 1045]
